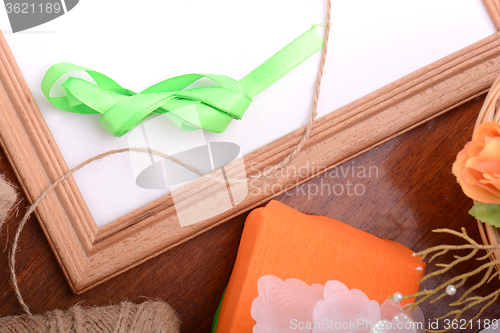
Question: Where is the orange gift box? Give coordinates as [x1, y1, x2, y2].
[216, 200, 425, 332]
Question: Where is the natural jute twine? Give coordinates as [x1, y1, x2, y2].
[0, 301, 180, 333]
[253, 0, 331, 178]
[3, 0, 332, 327]
[0, 174, 17, 225]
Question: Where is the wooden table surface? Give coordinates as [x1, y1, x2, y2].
[0, 95, 499, 332]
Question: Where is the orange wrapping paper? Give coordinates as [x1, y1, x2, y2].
[217, 200, 425, 332]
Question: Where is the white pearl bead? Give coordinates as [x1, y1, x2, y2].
[446, 285, 457, 296]
[393, 292, 403, 303]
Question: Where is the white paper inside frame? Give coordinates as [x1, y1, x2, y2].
[0, 0, 495, 227]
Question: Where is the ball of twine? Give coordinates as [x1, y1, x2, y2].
[0, 174, 17, 225]
[0, 300, 180, 333]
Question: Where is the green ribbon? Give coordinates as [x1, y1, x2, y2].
[42, 25, 324, 137]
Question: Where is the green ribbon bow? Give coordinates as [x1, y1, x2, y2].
[42, 25, 324, 137]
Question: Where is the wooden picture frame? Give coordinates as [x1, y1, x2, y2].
[1, 2, 500, 294]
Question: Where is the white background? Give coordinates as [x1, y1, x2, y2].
[0, 0, 495, 226]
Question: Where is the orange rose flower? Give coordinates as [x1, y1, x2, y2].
[453, 122, 500, 204]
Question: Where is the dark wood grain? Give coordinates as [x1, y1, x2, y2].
[0, 95, 498, 332]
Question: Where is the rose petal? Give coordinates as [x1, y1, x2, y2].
[472, 122, 500, 144]
[479, 174, 500, 195]
[459, 181, 500, 204]
[380, 299, 403, 320]
[251, 276, 324, 333]
[478, 137, 500, 162]
[312, 281, 381, 333]
[467, 141, 485, 157]
[403, 306, 425, 332]
[470, 160, 500, 177]
[323, 280, 350, 299]
[456, 157, 500, 203]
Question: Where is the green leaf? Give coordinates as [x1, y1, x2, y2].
[469, 202, 500, 228]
